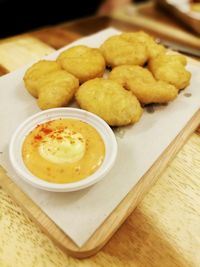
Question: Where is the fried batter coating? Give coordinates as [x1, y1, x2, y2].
[100, 34, 148, 67]
[36, 70, 79, 110]
[148, 54, 191, 90]
[109, 65, 178, 104]
[24, 60, 61, 97]
[76, 78, 143, 126]
[121, 31, 166, 59]
[57, 45, 105, 83]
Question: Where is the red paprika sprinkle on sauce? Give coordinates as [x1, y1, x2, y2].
[34, 134, 42, 140]
[41, 127, 53, 135]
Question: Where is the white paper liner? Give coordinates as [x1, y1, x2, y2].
[0, 28, 200, 247]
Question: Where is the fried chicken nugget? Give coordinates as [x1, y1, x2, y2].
[100, 34, 148, 67]
[24, 60, 61, 97]
[76, 78, 143, 126]
[57, 45, 105, 83]
[148, 54, 191, 90]
[36, 70, 79, 110]
[109, 65, 178, 104]
[121, 31, 166, 59]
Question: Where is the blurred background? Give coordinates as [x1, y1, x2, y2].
[0, 0, 100, 38]
[0, 0, 147, 38]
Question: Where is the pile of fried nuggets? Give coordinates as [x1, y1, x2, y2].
[24, 31, 191, 127]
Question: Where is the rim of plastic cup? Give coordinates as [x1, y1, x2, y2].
[9, 108, 118, 192]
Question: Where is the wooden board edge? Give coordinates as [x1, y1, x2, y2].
[0, 109, 199, 258]
[76, 108, 200, 257]
[0, 166, 80, 255]
[0, 64, 8, 76]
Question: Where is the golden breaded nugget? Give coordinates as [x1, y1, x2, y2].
[24, 60, 61, 97]
[57, 45, 105, 83]
[109, 65, 178, 104]
[100, 34, 148, 67]
[148, 54, 191, 90]
[36, 70, 79, 110]
[76, 78, 143, 126]
[121, 31, 166, 59]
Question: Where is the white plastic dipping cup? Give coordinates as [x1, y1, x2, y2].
[9, 108, 118, 192]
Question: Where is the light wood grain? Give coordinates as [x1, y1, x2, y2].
[1, 132, 200, 266]
[0, 16, 200, 265]
[0, 107, 199, 257]
[31, 27, 81, 49]
[0, 36, 54, 72]
[111, 2, 200, 50]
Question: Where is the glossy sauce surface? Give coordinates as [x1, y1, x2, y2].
[22, 119, 105, 183]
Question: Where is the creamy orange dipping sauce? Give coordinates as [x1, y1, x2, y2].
[22, 119, 105, 183]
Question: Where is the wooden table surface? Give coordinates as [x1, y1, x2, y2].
[0, 3, 200, 266]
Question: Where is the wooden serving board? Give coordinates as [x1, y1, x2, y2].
[0, 107, 199, 258]
[0, 26, 200, 258]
